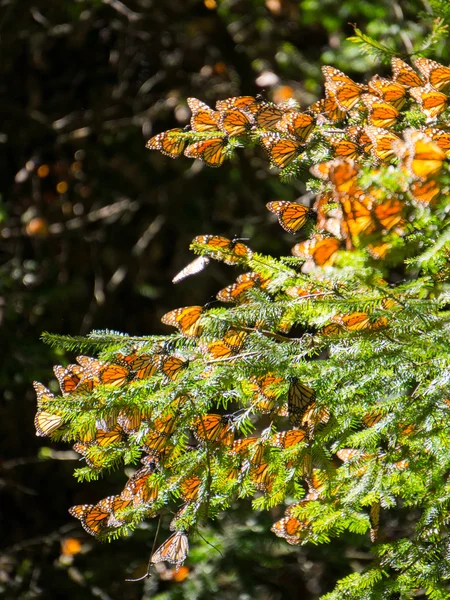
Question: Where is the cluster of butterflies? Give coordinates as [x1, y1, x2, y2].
[34, 335, 333, 569]
[146, 57, 450, 171]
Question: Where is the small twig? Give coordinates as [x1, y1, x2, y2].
[125, 514, 162, 582]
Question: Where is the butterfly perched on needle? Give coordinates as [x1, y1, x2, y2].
[161, 305, 204, 337]
[291, 234, 340, 267]
[187, 98, 220, 132]
[409, 84, 448, 120]
[271, 428, 307, 449]
[266, 201, 315, 234]
[391, 57, 423, 88]
[151, 531, 189, 569]
[361, 94, 400, 128]
[271, 515, 309, 544]
[287, 378, 316, 427]
[276, 110, 316, 142]
[323, 66, 367, 111]
[69, 502, 112, 537]
[329, 137, 363, 160]
[413, 57, 450, 92]
[309, 96, 346, 123]
[216, 272, 266, 304]
[205, 329, 247, 359]
[260, 133, 304, 168]
[367, 75, 407, 110]
[192, 414, 234, 445]
[215, 95, 260, 113]
[146, 128, 186, 158]
[192, 235, 252, 265]
[219, 109, 254, 136]
[184, 137, 229, 167]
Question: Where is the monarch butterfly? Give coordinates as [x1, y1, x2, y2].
[142, 430, 173, 455]
[363, 410, 384, 428]
[215, 95, 259, 113]
[229, 437, 259, 455]
[409, 84, 448, 120]
[180, 476, 201, 501]
[410, 179, 441, 204]
[276, 111, 316, 142]
[161, 306, 203, 337]
[151, 531, 189, 569]
[336, 448, 370, 462]
[266, 201, 315, 234]
[172, 256, 211, 283]
[309, 96, 346, 122]
[193, 235, 253, 265]
[206, 329, 247, 359]
[391, 57, 423, 88]
[53, 364, 83, 395]
[255, 102, 287, 129]
[146, 128, 186, 158]
[287, 378, 316, 427]
[155, 355, 188, 381]
[187, 98, 220, 132]
[184, 137, 229, 167]
[249, 373, 288, 415]
[394, 131, 445, 180]
[219, 109, 254, 136]
[99, 364, 130, 387]
[260, 133, 304, 168]
[33, 381, 55, 407]
[414, 57, 450, 92]
[97, 494, 133, 527]
[153, 411, 179, 436]
[271, 516, 308, 544]
[271, 428, 306, 449]
[69, 503, 110, 537]
[310, 158, 360, 195]
[347, 125, 372, 152]
[326, 80, 366, 111]
[94, 425, 124, 447]
[291, 234, 340, 267]
[323, 66, 366, 109]
[364, 127, 400, 162]
[116, 352, 158, 380]
[117, 407, 148, 433]
[330, 138, 363, 160]
[192, 414, 234, 445]
[361, 94, 400, 128]
[216, 272, 263, 303]
[34, 410, 63, 437]
[369, 502, 380, 542]
[73, 441, 107, 469]
[424, 127, 450, 153]
[76, 356, 130, 387]
[122, 466, 159, 506]
[302, 402, 331, 430]
[250, 462, 273, 490]
[368, 75, 407, 110]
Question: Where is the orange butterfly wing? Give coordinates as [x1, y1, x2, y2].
[146, 128, 186, 158]
[266, 201, 313, 233]
[184, 137, 228, 167]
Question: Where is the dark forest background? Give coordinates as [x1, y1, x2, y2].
[1, 1, 446, 598]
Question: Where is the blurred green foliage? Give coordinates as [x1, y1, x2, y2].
[1, 0, 449, 598]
